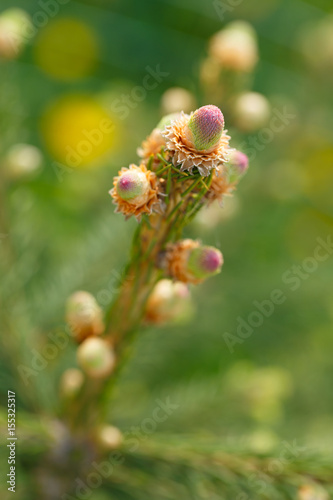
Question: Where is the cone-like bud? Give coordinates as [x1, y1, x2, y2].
[209, 21, 258, 73]
[110, 164, 160, 220]
[77, 337, 116, 379]
[3, 144, 43, 180]
[0, 9, 33, 60]
[229, 150, 249, 174]
[116, 169, 150, 204]
[60, 368, 84, 398]
[187, 246, 223, 280]
[162, 106, 230, 176]
[145, 279, 192, 324]
[66, 291, 104, 343]
[233, 92, 270, 132]
[164, 239, 223, 284]
[227, 149, 249, 183]
[185, 105, 224, 152]
[96, 425, 123, 450]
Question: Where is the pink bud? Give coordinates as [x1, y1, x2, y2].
[228, 150, 249, 175]
[116, 170, 149, 202]
[187, 246, 223, 279]
[185, 105, 224, 152]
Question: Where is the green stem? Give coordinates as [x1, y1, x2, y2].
[64, 166, 214, 433]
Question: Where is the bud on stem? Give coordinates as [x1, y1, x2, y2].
[185, 105, 225, 152]
[116, 169, 150, 204]
[164, 239, 223, 284]
[77, 337, 116, 379]
[227, 150, 249, 183]
[66, 291, 104, 343]
[187, 246, 224, 280]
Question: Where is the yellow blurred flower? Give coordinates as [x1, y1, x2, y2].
[34, 17, 98, 81]
[41, 94, 119, 168]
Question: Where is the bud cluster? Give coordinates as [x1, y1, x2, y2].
[64, 291, 116, 380]
[107, 103, 249, 323]
[62, 102, 250, 415]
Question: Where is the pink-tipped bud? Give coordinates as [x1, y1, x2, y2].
[228, 149, 249, 179]
[116, 169, 150, 204]
[66, 291, 104, 343]
[185, 105, 224, 152]
[187, 246, 223, 280]
[165, 240, 223, 284]
[110, 164, 159, 221]
[77, 337, 116, 379]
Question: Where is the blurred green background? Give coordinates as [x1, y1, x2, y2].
[0, 0, 333, 492]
